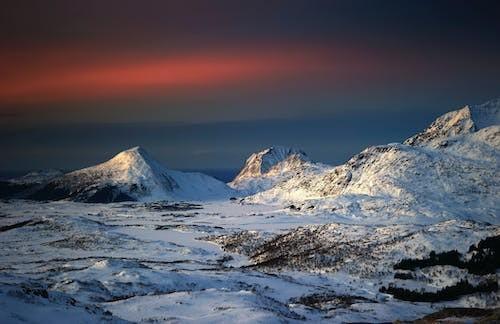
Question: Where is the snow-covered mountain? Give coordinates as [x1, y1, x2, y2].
[404, 98, 500, 147]
[29, 146, 234, 203]
[229, 146, 327, 195]
[247, 99, 500, 224]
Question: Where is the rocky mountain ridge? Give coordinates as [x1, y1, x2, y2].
[247, 99, 500, 224]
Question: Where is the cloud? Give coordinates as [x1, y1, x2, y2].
[2, 40, 464, 106]
[0, 45, 343, 105]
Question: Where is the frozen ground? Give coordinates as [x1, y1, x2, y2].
[0, 199, 498, 323]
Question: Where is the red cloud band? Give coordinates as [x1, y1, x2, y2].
[0, 43, 452, 106]
[0, 47, 338, 105]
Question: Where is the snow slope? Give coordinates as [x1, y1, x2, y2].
[247, 99, 500, 224]
[30, 147, 234, 202]
[229, 146, 327, 195]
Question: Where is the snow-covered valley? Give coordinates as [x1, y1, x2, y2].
[1, 99, 499, 323]
[1, 200, 498, 323]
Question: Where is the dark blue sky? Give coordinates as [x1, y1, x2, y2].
[1, 0, 500, 171]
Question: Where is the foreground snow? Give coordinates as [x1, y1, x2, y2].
[0, 199, 498, 323]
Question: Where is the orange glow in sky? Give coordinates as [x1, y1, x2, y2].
[0, 47, 337, 105]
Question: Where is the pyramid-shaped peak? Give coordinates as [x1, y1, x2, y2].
[92, 146, 170, 185]
[27, 145, 234, 203]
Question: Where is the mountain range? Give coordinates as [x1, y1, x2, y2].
[248, 98, 499, 223]
[1, 98, 499, 220]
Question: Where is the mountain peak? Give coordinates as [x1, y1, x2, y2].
[27, 146, 233, 203]
[124, 146, 145, 154]
[228, 146, 317, 194]
[234, 146, 309, 180]
[112, 146, 149, 161]
[105, 146, 165, 175]
[405, 98, 500, 146]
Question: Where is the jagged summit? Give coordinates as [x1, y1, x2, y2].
[229, 146, 325, 195]
[405, 98, 500, 146]
[28, 146, 233, 203]
[233, 146, 309, 180]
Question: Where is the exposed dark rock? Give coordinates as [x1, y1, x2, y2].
[203, 230, 267, 255]
[29, 183, 135, 203]
[0, 219, 45, 233]
[394, 235, 500, 275]
[414, 307, 500, 323]
[290, 292, 374, 311]
[380, 279, 498, 302]
[394, 272, 414, 280]
[143, 201, 203, 211]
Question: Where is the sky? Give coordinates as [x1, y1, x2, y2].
[1, 0, 500, 172]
